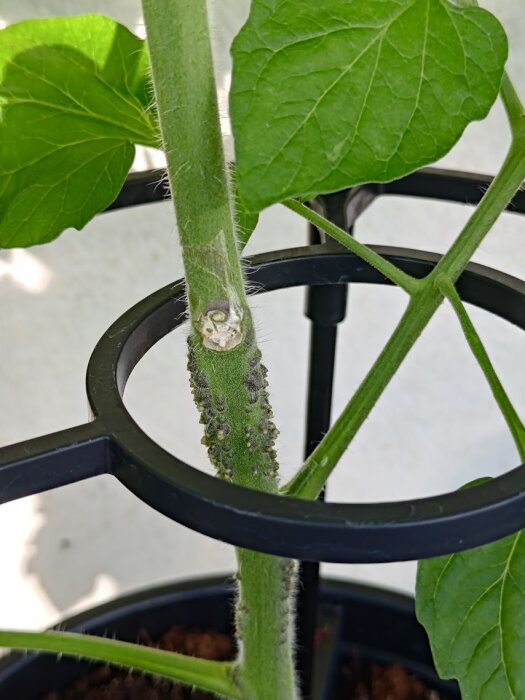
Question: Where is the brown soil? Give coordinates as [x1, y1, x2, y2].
[42, 627, 444, 700]
[337, 651, 443, 700]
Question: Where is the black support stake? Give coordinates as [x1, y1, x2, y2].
[310, 604, 344, 700]
[297, 193, 350, 700]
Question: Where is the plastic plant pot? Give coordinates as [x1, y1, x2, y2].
[0, 576, 460, 699]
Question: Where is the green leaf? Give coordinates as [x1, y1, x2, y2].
[0, 15, 158, 248]
[230, 0, 508, 211]
[416, 523, 525, 698]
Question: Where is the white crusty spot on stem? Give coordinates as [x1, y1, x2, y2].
[200, 303, 243, 351]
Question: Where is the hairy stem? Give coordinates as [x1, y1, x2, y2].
[142, 2, 297, 698]
[437, 275, 525, 462]
[187, 334, 297, 700]
[142, 0, 243, 338]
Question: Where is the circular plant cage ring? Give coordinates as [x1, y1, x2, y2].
[86, 245, 525, 563]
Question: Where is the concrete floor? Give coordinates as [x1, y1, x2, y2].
[0, 0, 524, 633]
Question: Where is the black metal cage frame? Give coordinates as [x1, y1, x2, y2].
[1, 167, 524, 699]
[1, 167, 524, 561]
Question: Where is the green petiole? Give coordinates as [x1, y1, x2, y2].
[437, 275, 525, 462]
[283, 198, 421, 296]
[0, 629, 241, 699]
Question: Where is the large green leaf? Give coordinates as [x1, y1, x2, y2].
[230, 0, 507, 211]
[416, 526, 525, 698]
[0, 15, 158, 248]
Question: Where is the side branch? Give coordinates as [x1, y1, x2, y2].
[437, 275, 525, 462]
[282, 287, 445, 500]
[283, 199, 421, 295]
[283, 126, 525, 501]
[500, 71, 525, 136]
[0, 630, 242, 699]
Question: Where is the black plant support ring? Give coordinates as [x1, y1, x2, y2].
[1, 244, 525, 562]
[1, 169, 525, 564]
[0, 167, 524, 700]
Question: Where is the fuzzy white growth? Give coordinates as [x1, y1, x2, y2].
[200, 304, 243, 350]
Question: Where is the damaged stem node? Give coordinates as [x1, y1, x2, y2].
[200, 303, 244, 351]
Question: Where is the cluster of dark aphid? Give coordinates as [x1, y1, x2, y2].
[187, 335, 281, 483]
[244, 345, 280, 479]
[278, 558, 297, 644]
[187, 341, 234, 480]
[234, 595, 250, 640]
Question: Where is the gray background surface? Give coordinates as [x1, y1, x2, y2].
[0, 1, 524, 632]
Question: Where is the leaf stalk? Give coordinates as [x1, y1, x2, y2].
[0, 630, 241, 699]
[437, 275, 525, 462]
[283, 198, 420, 295]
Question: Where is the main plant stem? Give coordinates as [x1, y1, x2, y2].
[141, 1, 297, 698]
